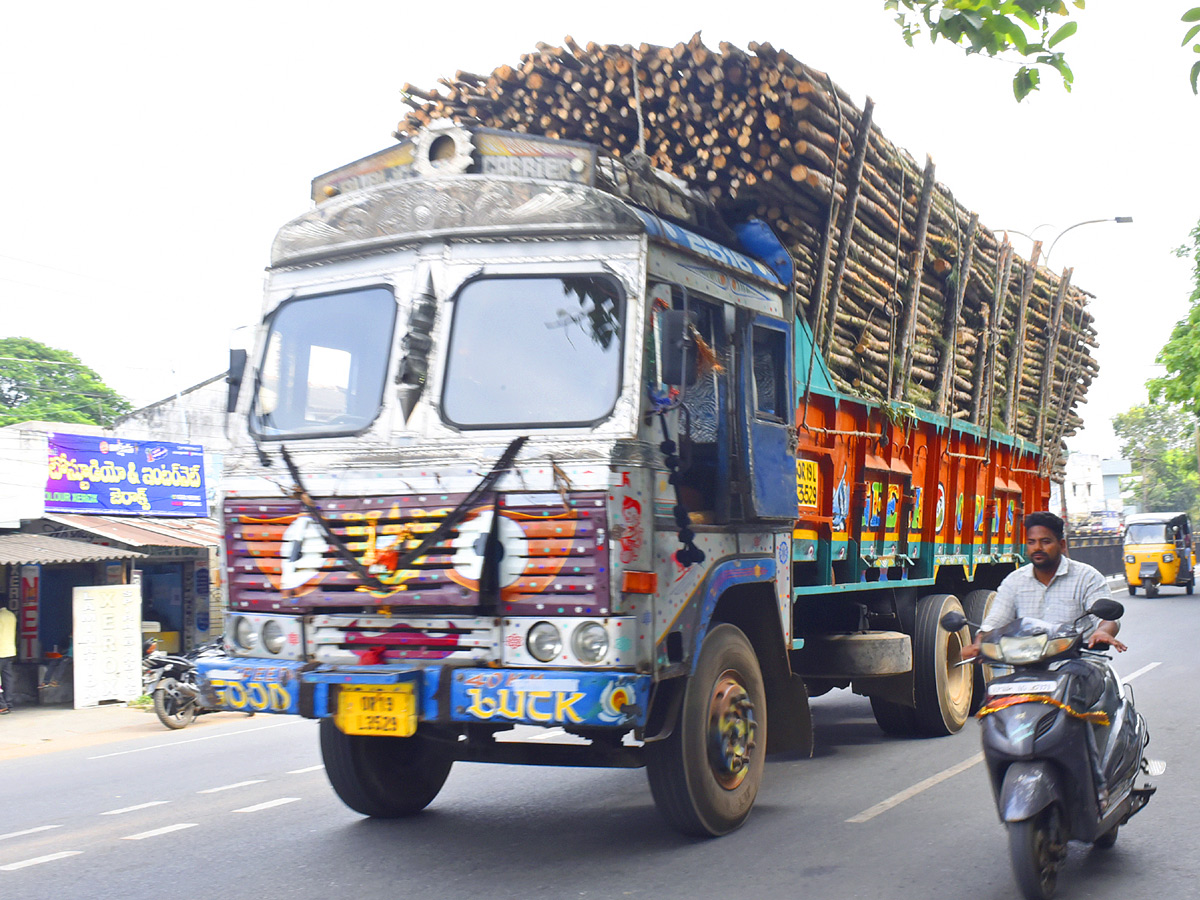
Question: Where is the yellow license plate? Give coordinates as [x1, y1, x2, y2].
[334, 684, 417, 737]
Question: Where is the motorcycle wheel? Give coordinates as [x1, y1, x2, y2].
[319, 719, 453, 818]
[1008, 806, 1066, 900]
[1094, 824, 1119, 849]
[153, 679, 197, 730]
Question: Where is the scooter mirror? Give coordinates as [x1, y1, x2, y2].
[1087, 598, 1125, 621]
[939, 611, 969, 632]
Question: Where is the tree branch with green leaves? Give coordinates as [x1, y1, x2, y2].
[887, 3, 1200, 99]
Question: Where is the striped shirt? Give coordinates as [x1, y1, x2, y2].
[982, 555, 1111, 636]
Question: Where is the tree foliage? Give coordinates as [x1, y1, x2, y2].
[0, 337, 133, 427]
[1111, 402, 1200, 518]
[1148, 219, 1200, 415]
[887, 3, 1200, 99]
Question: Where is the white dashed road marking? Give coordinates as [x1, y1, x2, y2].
[847, 753, 985, 824]
[234, 798, 301, 813]
[101, 801, 169, 816]
[0, 851, 82, 871]
[198, 780, 265, 793]
[1122, 662, 1161, 683]
[287, 765, 324, 774]
[0, 825, 62, 841]
[122, 824, 198, 841]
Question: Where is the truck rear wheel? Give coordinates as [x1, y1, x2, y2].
[913, 593, 972, 736]
[645, 624, 766, 836]
[319, 718, 453, 818]
[962, 589, 996, 714]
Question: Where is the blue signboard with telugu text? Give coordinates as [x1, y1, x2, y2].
[45, 433, 207, 517]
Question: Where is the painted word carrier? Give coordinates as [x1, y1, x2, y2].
[203, 123, 1049, 836]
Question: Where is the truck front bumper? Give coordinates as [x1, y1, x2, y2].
[195, 658, 651, 730]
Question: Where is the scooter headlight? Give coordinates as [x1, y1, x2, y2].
[997, 633, 1049, 664]
[980, 640, 1004, 661]
[1044, 637, 1075, 657]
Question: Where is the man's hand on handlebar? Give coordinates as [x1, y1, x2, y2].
[1087, 631, 1127, 652]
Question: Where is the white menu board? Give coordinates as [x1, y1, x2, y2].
[73, 584, 142, 708]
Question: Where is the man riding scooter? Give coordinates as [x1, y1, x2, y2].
[962, 511, 1126, 803]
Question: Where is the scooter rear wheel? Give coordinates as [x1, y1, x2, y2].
[1008, 806, 1066, 900]
[153, 679, 197, 730]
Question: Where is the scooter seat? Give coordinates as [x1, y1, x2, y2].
[1142, 758, 1167, 776]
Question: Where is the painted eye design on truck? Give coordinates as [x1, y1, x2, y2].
[450, 508, 525, 588]
[598, 680, 636, 723]
[279, 515, 329, 591]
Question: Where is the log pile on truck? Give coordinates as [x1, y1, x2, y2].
[394, 34, 1096, 470]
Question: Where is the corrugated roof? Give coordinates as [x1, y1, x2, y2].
[41, 514, 221, 549]
[0, 533, 145, 566]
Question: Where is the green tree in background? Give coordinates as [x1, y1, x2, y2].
[1112, 402, 1200, 518]
[0, 337, 133, 427]
[887, 3, 1200, 99]
[1149, 218, 1200, 415]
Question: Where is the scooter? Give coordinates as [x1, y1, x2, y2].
[143, 640, 232, 730]
[941, 599, 1164, 900]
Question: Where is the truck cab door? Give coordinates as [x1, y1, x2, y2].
[739, 316, 798, 521]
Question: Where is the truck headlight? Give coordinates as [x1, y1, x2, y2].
[262, 619, 286, 654]
[571, 622, 609, 664]
[527, 622, 563, 662]
[233, 616, 257, 651]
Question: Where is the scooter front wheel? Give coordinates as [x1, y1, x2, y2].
[1008, 806, 1066, 900]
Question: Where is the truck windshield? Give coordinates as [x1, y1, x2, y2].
[1125, 523, 1171, 544]
[442, 275, 624, 428]
[249, 286, 396, 439]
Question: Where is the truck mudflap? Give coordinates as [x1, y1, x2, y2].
[195, 657, 308, 715]
[300, 665, 652, 730]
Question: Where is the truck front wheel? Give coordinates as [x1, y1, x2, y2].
[645, 624, 767, 837]
[913, 593, 972, 736]
[319, 719, 453, 817]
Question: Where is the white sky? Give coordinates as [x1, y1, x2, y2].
[3, 2, 1197, 457]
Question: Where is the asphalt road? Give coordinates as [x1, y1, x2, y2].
[2, 586, 1194, 900]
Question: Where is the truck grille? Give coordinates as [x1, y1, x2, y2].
[224, 491, 610, 615]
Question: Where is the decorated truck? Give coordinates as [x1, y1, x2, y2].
[201, 39, 1096, 837]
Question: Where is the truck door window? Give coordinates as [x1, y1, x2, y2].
[752, 326, 786, 421]
[249, 285, 396, 439]
[442, 274, 624, 428]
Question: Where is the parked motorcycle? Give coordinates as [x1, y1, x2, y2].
[142, 640, 231, 730]
[942, 599, 1164, 900]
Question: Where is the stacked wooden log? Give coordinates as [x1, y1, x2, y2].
[394, 35, 1096, 466]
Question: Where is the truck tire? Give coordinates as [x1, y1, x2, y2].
[913, 593, 972, 736]
[645, 624, 766, 836]
[961, 589, 996, 714]
[319, 718, 453, 818]
[869, 696, 918, 736]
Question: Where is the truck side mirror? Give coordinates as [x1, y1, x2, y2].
[227, 348, 248, 413]
[659, 309, 688, 386]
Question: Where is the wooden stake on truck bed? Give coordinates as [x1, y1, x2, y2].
[894, 155, 935, 403]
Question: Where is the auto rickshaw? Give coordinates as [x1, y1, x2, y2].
[1124, 511, 1196, 596]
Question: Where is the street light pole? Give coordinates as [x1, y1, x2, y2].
[1044, 216, 1134, 268]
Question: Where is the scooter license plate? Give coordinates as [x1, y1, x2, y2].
[989, 681, 1057, 696]
[334, 684, 417, 737]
